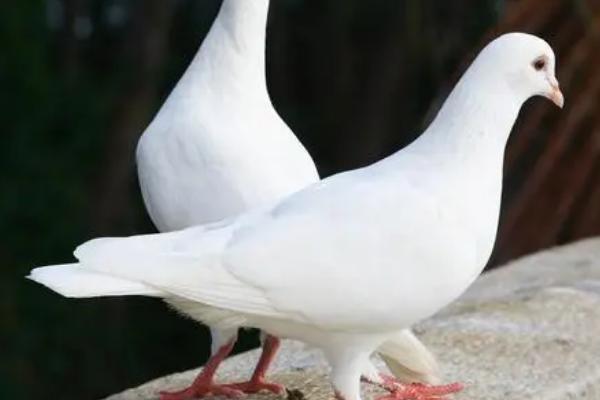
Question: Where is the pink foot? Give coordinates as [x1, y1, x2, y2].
[159, 383, 244, 400]
[219, 334, 285, 396]
[159, 335, 285, 400]
[377, 375, 464, 400]
[159, 339, 241, 400]
[223, 378, 286, 395]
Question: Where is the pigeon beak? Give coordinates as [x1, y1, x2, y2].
[546, 76, 564, 108]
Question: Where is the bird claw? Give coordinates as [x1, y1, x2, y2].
[376, 375, 464, 400]
[159, 383, 245, 400]
[222, 378, 286, 395]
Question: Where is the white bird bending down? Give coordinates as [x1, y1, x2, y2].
[134, 0, 443, 398]
[29, 33, 563, 400]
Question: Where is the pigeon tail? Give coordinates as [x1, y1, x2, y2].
[66, 229, 279, 322]
[28, 263, 162, 298]
[378, 330, 440, 384]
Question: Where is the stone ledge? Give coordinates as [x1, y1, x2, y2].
[106, 238, 600, 400]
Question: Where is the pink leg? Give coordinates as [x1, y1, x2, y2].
[376, 374, 464, 400]
[223, 335, 285, 394]
[159, 339, 244, 400]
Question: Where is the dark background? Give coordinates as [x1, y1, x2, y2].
[2, 0, 599, 399]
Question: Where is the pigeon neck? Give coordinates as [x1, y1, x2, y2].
[181, 0, 270, 97]
[219, 0, 270, 53]
[207, 0, 269, 89]
[421, 66, 526, 160]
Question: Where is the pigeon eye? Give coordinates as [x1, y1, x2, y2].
[533, 58, 546, 71]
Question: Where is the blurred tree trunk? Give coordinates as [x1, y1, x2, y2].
[490, 0, 600, 265]
[58, 0, 89, 81]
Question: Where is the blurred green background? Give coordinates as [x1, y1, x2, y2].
[2, 0, 599, 399]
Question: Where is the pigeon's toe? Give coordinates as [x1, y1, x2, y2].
[223, 378, 286, 395]
[376, 380, 464, 400]
[159, 383, 245, 400]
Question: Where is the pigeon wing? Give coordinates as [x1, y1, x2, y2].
[221, 168, 476, 331]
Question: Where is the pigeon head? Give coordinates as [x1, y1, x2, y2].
[476, 32, 563, 108]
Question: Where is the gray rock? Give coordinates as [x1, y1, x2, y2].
[105, 238, 600, 400]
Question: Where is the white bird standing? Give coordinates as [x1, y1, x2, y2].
[30, 32, 563, 400]
[132, 0, 444, 398]
[136, 1, 317, 397]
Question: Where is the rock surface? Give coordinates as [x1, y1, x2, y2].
[105, 238, 600, 400]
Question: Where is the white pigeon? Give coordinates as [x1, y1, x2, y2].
[29, 32, 563, 400]
[132, 0, 441, 398]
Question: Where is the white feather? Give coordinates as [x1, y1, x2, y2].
[29, 33, 560, 400]
[73, 226, 282, 319]
[132, 0, 438, 385]
[28, 264, 162, 298]
[379, 331, 440, 384]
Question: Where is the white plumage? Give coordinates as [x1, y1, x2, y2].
[136, 0, 318, 230]
[111, 0, 442, 393]
[30, 32, 563, 400]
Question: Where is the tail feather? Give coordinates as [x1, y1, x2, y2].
[378, 330, 440, 384]
[28, 264, 163, 298]
[69, 229, 278, 319]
